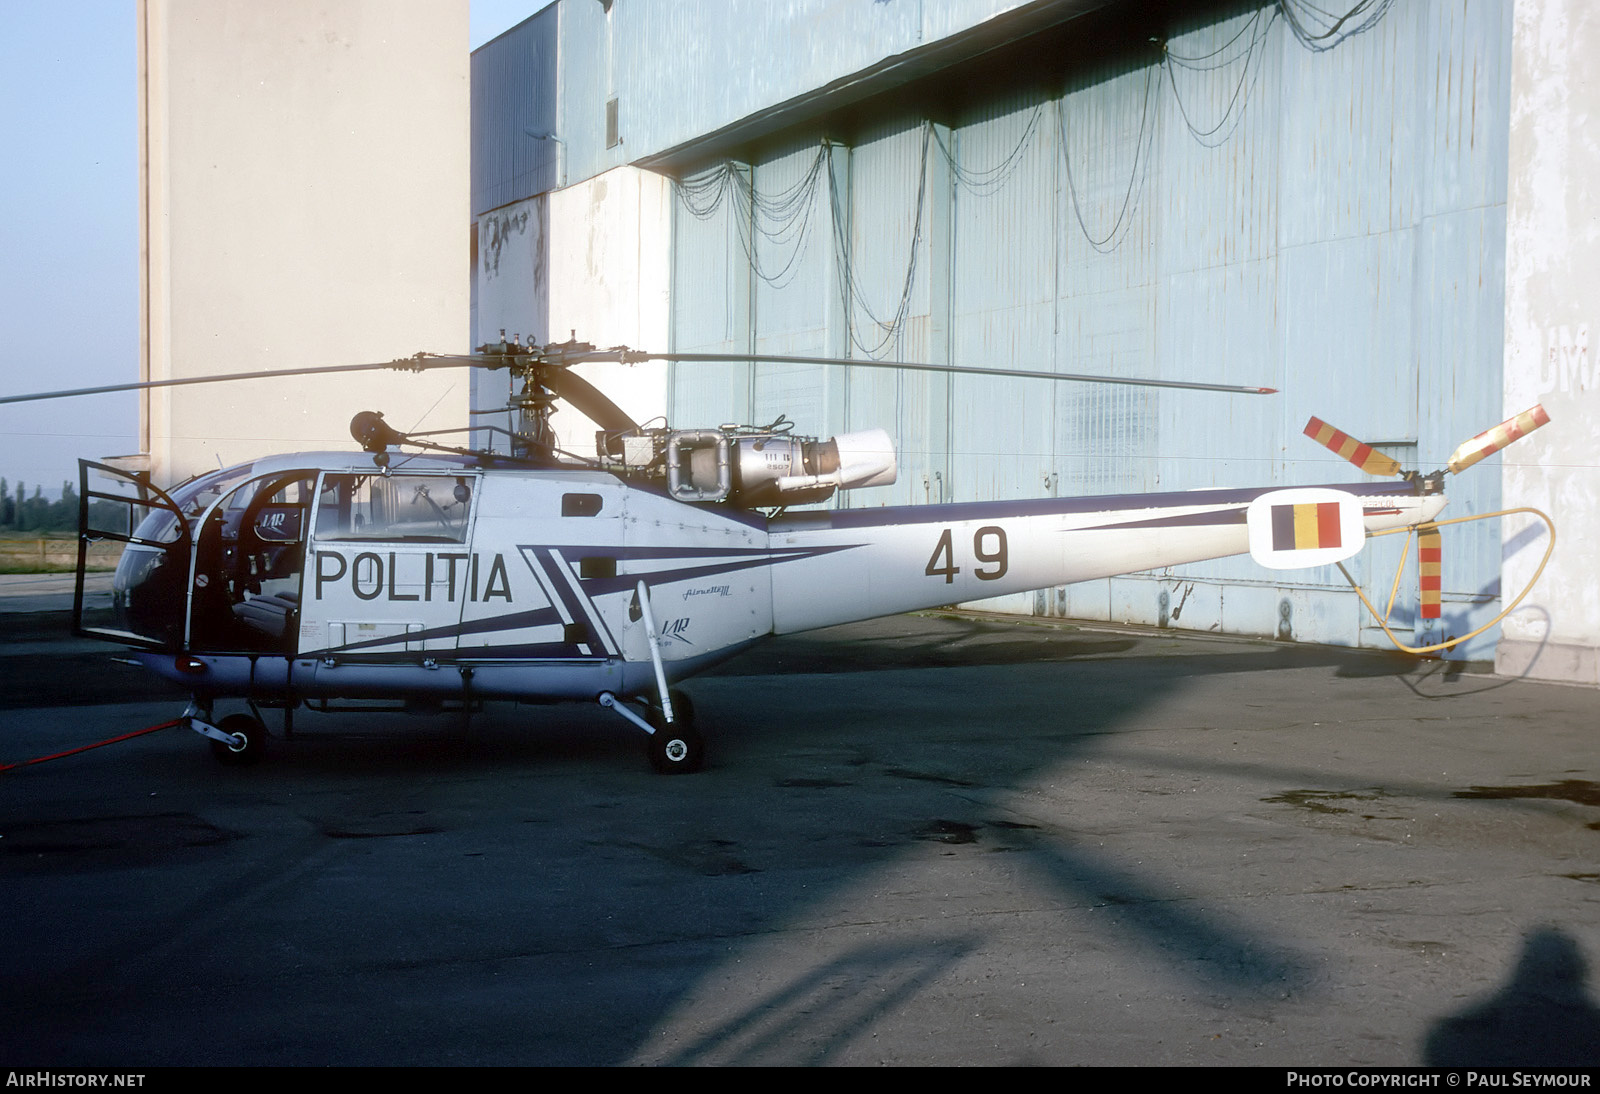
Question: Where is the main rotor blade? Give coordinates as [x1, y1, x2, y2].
[606, 351, 1277, 396]
[3, 342, 1274, 414]
[542, 367, 639, 433]
[0, 355, 475, 407]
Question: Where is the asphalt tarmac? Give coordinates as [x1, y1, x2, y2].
[2, 603, 1598, 1066]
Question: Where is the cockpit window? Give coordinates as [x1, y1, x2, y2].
[314, 473, 473, 543]
[171, 462, 262, 518]
[127, 460, 264, 544]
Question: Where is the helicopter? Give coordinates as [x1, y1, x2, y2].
[2, 336, 1552, 773]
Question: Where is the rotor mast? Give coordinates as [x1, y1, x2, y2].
[476, 331, 562, 461]
[474, 331, 651, 462]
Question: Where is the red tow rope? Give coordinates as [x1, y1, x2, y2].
[0, 718, 185, 773]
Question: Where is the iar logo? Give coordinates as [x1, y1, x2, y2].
[662, 617, 694, 646]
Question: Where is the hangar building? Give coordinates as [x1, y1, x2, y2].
[471, 0, 1593, 683]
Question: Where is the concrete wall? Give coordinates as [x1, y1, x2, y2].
[546, 168, 672, 450]
[471, 166, 671, 458]
[139, 0, 470, 486]
[1499, 0, 1600, 684]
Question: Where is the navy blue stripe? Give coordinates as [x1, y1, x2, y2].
[1080, 508, 1247, 532]
[580, 544, 792, 560]
[532, 547, 612, 653]
[310, 543, 861, 658]
[305, 604, 565, 655]
[1077, 497, 1411, 533]
[306, 642, 601, 665]
[565, 543, 861, 598]
[777, 481, 1419, 531]
[1084, 499, 1409, 533]
[454, 643, 602, 659]
[545, 543, 854, 562]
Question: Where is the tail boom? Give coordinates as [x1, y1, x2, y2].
[767, 481, 1444, 634]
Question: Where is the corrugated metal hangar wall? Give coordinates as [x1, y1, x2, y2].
[666, 0, 1511, 657]
[475, 0, 1516, 660]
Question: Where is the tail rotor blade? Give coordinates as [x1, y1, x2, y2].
[1303, 416, 1404, 477]
[1446, 404, 1550, 475]
[1418, 526, 1442, 620]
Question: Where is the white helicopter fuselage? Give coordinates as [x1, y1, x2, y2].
[109, 452, 1444, 705]
[32, 343, 1542, 769]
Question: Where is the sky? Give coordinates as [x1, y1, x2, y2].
[0, 0, 541, 499]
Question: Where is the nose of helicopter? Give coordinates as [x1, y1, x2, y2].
[112, 543, 186, 647]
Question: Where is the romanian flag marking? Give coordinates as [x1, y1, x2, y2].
[1271, 501, 1343, 552]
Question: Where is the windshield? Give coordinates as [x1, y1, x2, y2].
[129, 460, 263, 543]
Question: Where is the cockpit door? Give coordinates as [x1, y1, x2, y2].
[300, 471, 480, 657]
[75, 459, 191, 649]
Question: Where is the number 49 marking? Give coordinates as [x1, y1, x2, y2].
[925, 525, 1008, 584]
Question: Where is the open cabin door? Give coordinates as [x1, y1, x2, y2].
[75, 459, 190, 649]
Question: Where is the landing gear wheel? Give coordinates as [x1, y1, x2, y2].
[648, 723, 704, 774]
[646, 698, 703, 775]
[210, 712, 266, 767]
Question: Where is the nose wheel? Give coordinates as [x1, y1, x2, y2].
[208, 712, 267, 766]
